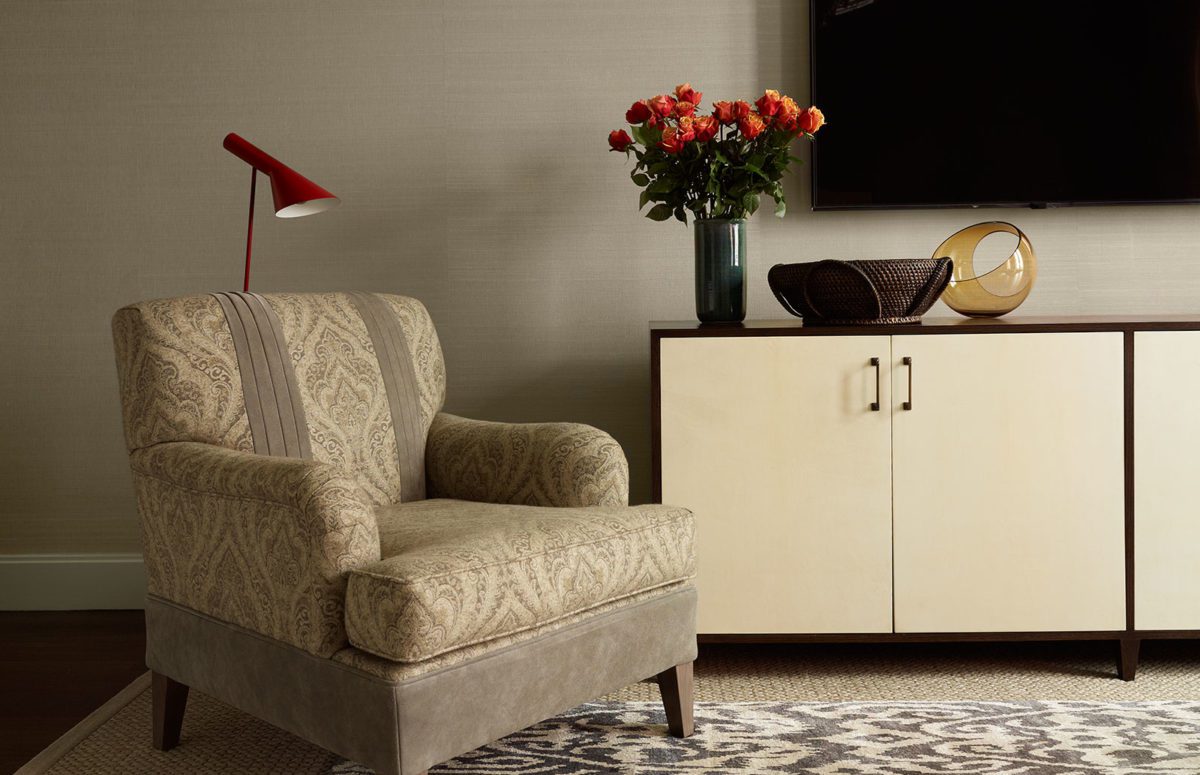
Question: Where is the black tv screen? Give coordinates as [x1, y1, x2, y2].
[811, 0, 1200, 209]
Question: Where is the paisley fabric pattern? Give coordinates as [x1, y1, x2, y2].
[379, 294, 446, 431]
[113, 292, 445, 506]
[343, 499, 695, 663]
[328, 700, 1200, 774]
[264, 293, 404, 505]
[332, 582, 693, 681]
[112, 295, 254, 453]
[426, 413, 630, 508]
[130, 441, 380, 657]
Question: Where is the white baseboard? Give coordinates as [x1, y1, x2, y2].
[0, 554, 146, 610]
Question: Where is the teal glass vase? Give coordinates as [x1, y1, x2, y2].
[694, 218, 746, 323]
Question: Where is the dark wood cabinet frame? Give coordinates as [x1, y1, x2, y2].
[651, 315, 1200, 681]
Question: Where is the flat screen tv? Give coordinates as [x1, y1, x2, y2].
[811, 0, 1200, 209]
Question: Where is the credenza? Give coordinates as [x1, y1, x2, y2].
[652, 316, 1200, 680]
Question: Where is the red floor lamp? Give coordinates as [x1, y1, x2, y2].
[223, 133, 340, 292]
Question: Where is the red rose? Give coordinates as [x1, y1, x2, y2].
[674, 82, 703, 105]
[712, 101, 737, 125]
[797, 106, 826, 134]
[733, 100, 752, 120]
[625, 100, 652, 124]
[648, 94, 677, 118]
[755, 89, 782, 118]
[608, 129, 633, 152]
[693, 115, 719, 142]
[674, 100, 696, 118]
[737, 112, 765, 140]
[658, 127, 685, 154]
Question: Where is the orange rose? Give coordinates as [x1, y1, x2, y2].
[798, 106, 825, 134]
[674, 82, 703, 105]
[712, 101, 737, 125]
[674, 100, 696, 118]
[625, 100, 652, 124]
[776, 96, 801, 130]
[755, 89, 782, 117]
[693, 115, 719, 142]
[648, 94, 677, 118]
[608, 129, 633, 152]
[676, 116, 696, 142]
[658, 126, 686, 154]
[738, 112, 765, 140]
[733, 100, 752, 120]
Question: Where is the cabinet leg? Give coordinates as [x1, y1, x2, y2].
[1118, 637, 1140, 681]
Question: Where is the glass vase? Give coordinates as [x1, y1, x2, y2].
[694, 218, 746, 323]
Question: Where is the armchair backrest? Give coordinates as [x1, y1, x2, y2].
[112, 292, 445, 506]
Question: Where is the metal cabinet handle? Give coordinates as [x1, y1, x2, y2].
[869, 357, 881, 411]
[902, 356, 913, 410]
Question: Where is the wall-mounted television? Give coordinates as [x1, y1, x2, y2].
[811, 0, 1200, 210]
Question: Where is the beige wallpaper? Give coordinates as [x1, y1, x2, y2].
[4, 0, 1200, 554]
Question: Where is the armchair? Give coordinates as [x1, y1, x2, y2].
[112, 291, 696, 775]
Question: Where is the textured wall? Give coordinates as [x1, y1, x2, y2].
[3, 1, 1200, 553]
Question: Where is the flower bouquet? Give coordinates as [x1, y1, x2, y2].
[608, 83, 824, 322]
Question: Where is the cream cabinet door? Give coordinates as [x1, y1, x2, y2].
[1135, 331, 1200, 630]
[892, 333, 1125, 633]
[659, 335, 893, 633]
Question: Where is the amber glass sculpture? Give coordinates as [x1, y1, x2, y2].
[935, 221, 1037, 317]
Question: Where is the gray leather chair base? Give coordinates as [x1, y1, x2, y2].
[145, 587, 698, 775]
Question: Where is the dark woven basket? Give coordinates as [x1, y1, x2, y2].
[768, 258, 952, 325]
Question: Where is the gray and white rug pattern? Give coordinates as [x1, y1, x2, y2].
[329, 701, 1200, 774]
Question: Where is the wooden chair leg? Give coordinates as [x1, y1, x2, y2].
[656, 661, 695, 738]
[152, 671, 189, 751]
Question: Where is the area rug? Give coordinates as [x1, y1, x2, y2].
[339, 701, 1200, 774]
[21, 673, 1200, 774]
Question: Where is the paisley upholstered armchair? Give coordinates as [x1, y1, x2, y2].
[111, 292, 697, 775]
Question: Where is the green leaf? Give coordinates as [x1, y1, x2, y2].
[639, 189, 651, 209]
[673, 207, 687, 223]
[647, 179, 676, 194]
[648, 162, 671, 173]
[646, 203, 673, 221]
[631, 172, 650, 186]
[774, 197, 787, 218]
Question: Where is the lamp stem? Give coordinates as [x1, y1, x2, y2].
[243, 168, 257, 293]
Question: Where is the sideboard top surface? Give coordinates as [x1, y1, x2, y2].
[651, 315, 1200, 338]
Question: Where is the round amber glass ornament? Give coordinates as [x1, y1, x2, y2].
[934, 221, 1037, 317]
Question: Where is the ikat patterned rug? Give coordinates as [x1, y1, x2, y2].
[329, 700, 1200, 774]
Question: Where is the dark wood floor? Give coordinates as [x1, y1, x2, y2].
[0, 610, 146, 775]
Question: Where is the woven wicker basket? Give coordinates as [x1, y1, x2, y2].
[768, 258, 952, 326]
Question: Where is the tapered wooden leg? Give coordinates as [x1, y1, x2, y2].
[1118, 637, 1140, 682]
[656, 661, 694, 738]
[152, 671, 189, 751]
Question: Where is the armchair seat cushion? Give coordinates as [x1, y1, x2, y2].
[344, 499, 695, 663]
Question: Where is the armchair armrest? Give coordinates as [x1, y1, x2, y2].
[129, 442, 380, 657]
[426, 413, 630, 508]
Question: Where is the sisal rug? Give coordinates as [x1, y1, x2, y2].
[21, 641, 1200, 774]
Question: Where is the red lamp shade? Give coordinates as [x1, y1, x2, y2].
[223, 133, 340, 217]
[223, 132, 339, 292]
